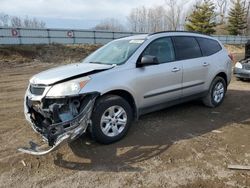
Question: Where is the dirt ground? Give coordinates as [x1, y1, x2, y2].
[0, 45, 249, 188]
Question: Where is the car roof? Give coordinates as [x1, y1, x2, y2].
[148, 30, 210, 36]
[116, 34, 148, 41]
[148, 31, 217, 40]
[119, 31, 217, 42]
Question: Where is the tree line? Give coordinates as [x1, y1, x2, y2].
[0, 0, 249, 35]
[0, 13, 46, 28]
[94, 0, 250, 35]
[186, 0, 249, 35]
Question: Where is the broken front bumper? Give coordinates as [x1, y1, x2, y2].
[18, 91, 98, 156]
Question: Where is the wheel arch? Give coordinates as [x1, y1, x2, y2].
[100, 89, 138, 120]
[215, 72, 228, 86]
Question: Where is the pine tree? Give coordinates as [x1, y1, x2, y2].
[185, 0, 216, 34]
[227, 0, 247, 35]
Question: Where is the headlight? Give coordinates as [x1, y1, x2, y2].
[235, 62, 243, 69]
[46, 76, 91, 97]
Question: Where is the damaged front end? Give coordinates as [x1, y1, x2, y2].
[19, 84, 99, 156]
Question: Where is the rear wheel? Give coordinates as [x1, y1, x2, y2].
[202, 76, 226, 108]
[91, 95, 133, 144]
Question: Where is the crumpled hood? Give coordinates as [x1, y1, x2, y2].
[30, 63, 114, 85]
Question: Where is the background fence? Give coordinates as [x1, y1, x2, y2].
[0, 27, 249, 45]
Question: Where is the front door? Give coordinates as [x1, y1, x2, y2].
[135, 37, 183, 110]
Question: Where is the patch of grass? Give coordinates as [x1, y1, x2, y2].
[0, 44, 101, 64]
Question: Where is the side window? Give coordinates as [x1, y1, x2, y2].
[196, 37, 222, 56]
[172, 36, 202, 60]
[141, 37, 175, 63]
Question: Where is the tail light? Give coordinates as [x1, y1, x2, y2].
[228, 53, 234, 61]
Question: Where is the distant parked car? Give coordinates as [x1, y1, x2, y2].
[19, 31, 232, 156]
[234, 40, 250, 80]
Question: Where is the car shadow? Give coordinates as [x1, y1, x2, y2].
[54, 89, 250, 172]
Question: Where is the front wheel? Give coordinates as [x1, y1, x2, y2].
[202, 76, 227, 108]
[91, 95, 133, 144]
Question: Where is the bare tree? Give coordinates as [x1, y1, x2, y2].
[0, 13, 10, 26]
[127, 7, 142, 32]
[127, 6, 169, 33]
[11, 16, 22, 27]
[32, 18, 46, 28]
[0, 12, 46, 28]
[165, 0, 181, 30]
[93, 18, 125, 31]
[243, 0, 250, 18]
[127, 9, 138, 32]
[242, 0, 250, 34]
[23, 16, 46, 28]
[148, 6, 169, 32]
[127, 6, 148, 32]
[137, 6, 147, 32]
[165, 0, 190, 30]
[215, 0, 228, 24]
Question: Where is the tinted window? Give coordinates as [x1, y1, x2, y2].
[196, 37, 222, 56]
[141, 37, 175, 63]
[172, 36, 202, 60]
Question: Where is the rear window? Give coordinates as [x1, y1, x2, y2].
[196, 37, 222, 56]
[172, 36, 202, 60]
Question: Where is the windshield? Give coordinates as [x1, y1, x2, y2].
[82, 39, 145, 65]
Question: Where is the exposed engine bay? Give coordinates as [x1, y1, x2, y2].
[234, 40, 250, 79]
[19, 91, 99, 155]
[239, 58, 250, 64]
[18, 62, 115, 155]
[239, 58, 250, 69]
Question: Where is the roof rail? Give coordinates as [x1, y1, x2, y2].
[148, 30, 211, 36]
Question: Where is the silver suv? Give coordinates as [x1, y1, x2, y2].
[20, 31, 232, 155]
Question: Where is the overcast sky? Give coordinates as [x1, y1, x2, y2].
[0, 0, 168, 29]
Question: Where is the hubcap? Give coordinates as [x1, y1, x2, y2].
[100, 106, 127, 137]
[213, 82, 225, 103]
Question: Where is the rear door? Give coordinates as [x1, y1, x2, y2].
[172, 36, 208, 97]
[196, 37, 224, 80]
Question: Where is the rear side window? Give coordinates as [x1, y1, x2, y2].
[172, 36, 202, 60]
[196, 37, 222, 56]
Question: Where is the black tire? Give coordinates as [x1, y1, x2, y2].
[91, 95, 133, 144]
[202, 76, 227, 108]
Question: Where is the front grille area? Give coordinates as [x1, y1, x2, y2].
[30, 85, 45, 95]
[238, 73, 250, 78]
[244, 63, 250, 70]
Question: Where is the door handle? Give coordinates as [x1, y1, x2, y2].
[172, 67, 181, 72]
[203, 62, 210, 67]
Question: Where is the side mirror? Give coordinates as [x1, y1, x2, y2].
[137, 55, 159, 67]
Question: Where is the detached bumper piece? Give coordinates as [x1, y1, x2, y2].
[18, 135, 70, 156]
[18, 93, 98, 156]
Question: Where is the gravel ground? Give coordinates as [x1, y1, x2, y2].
[0, 46, 249, 188]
